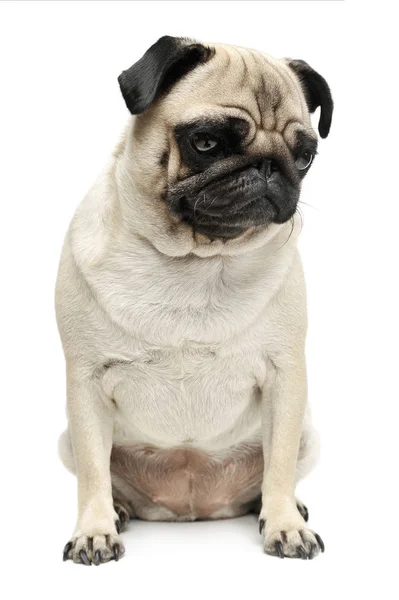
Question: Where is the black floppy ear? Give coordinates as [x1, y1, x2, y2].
[118, 36, 214, 115]
[287, 59, 333, 138]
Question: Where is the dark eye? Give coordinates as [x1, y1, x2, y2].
[191, 133, 220, 153]
[295, 151, 313, 171]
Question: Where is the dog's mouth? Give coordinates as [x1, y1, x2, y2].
[165, 156, 299, 239]
[178, 192, 274, 240]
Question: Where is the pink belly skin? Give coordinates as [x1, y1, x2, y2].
[110, 443, 263, 521]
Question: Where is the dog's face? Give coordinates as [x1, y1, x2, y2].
[118, 37, 333, 247]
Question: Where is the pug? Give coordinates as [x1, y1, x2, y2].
[56, 36, 333, 565]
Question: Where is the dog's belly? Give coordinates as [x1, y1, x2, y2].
[111, 443, 263, 521]
[102, 345, 265, 519]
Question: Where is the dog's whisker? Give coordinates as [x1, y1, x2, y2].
[193, 195, 202, 220]
[298, 200, 316, 210]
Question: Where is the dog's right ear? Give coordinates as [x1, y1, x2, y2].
[118, 36, 214, 115]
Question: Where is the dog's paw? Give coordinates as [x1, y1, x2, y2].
[260, 524, 324, 560]
[63, 531, 125, 565]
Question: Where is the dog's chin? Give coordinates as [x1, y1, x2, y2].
[179, 198, 296, 241]
[188, 221, 250, 241]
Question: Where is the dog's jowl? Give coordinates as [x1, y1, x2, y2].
[56, 36, 333, 565]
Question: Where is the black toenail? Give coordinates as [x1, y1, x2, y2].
[297, 546, 307, 560]
[113, 544, 120, 561]
[63, 541, 72, 561]
[315, 533, 325, 553]
[79, 549, 91, 566]
[259, 519, 265, 535]
[275, 541, 285, 559]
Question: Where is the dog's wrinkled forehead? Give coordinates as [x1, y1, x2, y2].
[118, 36, 333, 140]
[162, 44, 308, 139]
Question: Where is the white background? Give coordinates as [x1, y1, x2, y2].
[1, 1, 398, 598]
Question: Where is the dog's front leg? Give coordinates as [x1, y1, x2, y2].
[259, 356, 324, 559]
[62, 368, 124, 565]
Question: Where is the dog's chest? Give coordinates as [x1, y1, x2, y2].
[89, 243, 279, 446]
[88, 245, 277, 346]
[102, 342, 264, 447]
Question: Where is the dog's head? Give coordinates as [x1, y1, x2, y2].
[117, 36, 333, 254]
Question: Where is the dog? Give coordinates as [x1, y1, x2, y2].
[56, 35, 333, 565]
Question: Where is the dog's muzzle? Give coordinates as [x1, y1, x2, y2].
[166, 156, 300, 239]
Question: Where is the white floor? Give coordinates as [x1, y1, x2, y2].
[12, 463, 393, 600]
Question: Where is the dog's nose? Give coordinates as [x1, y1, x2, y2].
[256, 159, 276, 180]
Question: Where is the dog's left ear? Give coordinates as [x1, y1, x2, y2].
[118, 36, 214, 115]
[286, 59, 333, 138]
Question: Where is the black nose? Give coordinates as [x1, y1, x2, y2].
[256, 158, 276, 180]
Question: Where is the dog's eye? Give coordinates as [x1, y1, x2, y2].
[295, 151, 313, 170]
[191, 133, 220, 153]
